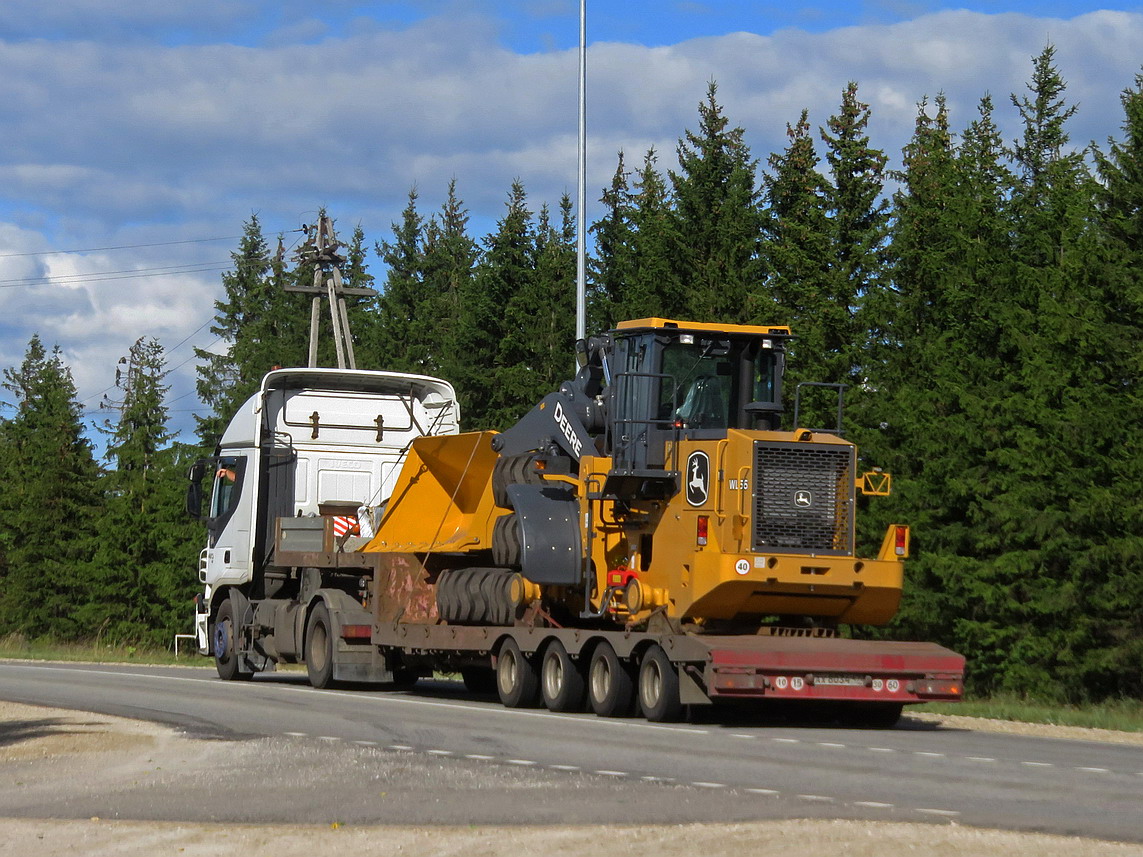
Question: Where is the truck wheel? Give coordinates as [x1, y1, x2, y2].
[637, 645, 683, 722]
[496, 638, 539, 708]
[540, 639, 585, 712]
[212, 598, 252, 681]
[305, 602, 336, 689]
[587, 641, 634, 717]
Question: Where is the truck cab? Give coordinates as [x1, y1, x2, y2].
[187, 368, 459, 676]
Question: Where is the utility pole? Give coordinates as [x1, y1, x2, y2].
[285, 214, 377, 370]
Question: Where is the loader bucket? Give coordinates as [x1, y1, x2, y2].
[363, 431, 502, 554]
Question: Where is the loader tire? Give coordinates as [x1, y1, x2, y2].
[491, 513, 522, 568]
[492, 454, 544, 509]
[437, 567, 515, 626]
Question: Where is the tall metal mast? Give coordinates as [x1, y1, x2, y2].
[575, 0, 587, 346]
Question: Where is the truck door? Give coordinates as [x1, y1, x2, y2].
[203, 454, 255, 588]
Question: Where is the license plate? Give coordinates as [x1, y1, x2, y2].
[814, 675, 865, 687]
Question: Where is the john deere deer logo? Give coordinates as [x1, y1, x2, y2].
[686, 451, 709, 506]
[793, 490, 813, 508]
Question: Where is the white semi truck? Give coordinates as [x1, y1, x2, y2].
[187, 367, 459, 683]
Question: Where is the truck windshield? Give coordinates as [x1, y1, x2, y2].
[660, 339, 777, 430]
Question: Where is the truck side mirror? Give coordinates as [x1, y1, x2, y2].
[185, 459, 211, 520]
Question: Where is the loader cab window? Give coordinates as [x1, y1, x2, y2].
[659, 337, 781, 431]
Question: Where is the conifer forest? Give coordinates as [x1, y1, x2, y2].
[1, 48, 1140, 703]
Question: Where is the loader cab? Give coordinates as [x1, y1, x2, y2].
[605, 319, 789, 498]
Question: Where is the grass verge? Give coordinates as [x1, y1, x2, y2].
[917, 694, 1143, 733]
[0, 634, 201, 666]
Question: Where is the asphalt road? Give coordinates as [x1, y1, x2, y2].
[1, 661, 1140, 841]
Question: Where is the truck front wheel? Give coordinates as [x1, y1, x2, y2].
[212, 598, 252, 682]
[305, 603, 335, 689]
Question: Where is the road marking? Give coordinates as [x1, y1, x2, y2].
[284, 731, 307, 737]
[595, 770, 627, 776]
[11, 664, 714, 738]
[426, 749, 453, 756]
[506, 759, 536, 766]
[352, 740, 378, 746]
[641, 776, 673, 782]
[388, 744, 414, 751]
[772, 738, 800, 744]
[1022, 761, 1053, 767]
[914, 751, 945, 758]
[867, 747, 895, 753]
[318, 736, 340, 742]
[731, 733, 755, 739]
[548, 764, 580, 771]
[693, 782, 726, 788]
[916, 808, 960, 817]
[1077, 767, 1110, 773]
[967, 756, 996, 762]
[817, 742, 845, 748]
[797, 794, 834, 802]
[855, 801, 894, 809]
[465, 754, 494, 761]
[745, 788, 779, 796]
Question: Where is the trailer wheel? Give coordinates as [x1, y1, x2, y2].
[212, 598, 252, 682]
[637, 645, 683, 722]
[305, 602, 336, 689]
[496, 638, 540, 708]
[540, 639, 585, 712]
[588, 641, 635, 717]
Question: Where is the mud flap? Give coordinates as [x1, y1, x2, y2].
[679, 665, 712, 706]
[508, 483, 582, 585]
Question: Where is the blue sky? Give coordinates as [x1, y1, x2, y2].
[0, 1, 1140, 445]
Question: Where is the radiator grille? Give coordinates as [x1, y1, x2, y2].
[752, 441, 854, 555]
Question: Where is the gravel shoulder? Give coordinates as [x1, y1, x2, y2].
[1, 700, 1141, 857]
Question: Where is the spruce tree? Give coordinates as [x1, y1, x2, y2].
[86, 338, 195, 644]
[373, 189, 428, 374]
[760, 109, 835, 406]
[669, 82, 766, 323]
[194, 215, 310, 446]
[589, 152, 636, 332]
[819, 81, 890, 394]
[422, 180, 479, 385]
[456, 180, 537, 428]
[0, 337, 101, 639]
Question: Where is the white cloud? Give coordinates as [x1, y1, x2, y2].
[0, 8, 1140, 441]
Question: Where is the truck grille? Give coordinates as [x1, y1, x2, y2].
[752, 441, 854, 555]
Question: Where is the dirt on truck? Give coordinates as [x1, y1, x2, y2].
[188, 318, 964, 726]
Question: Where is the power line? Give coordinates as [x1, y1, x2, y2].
[0, 236, 242, 259]
[0, 263, 230, 290]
